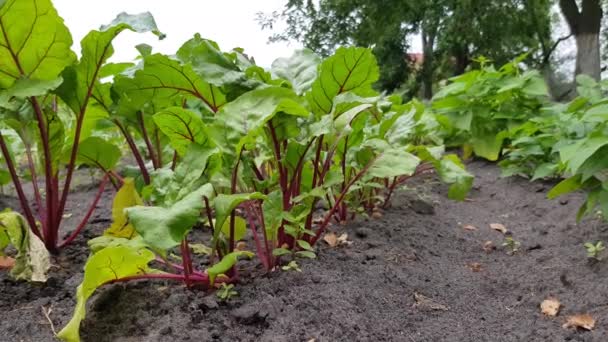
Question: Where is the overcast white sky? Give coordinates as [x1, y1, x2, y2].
[53, 0, 303, 67]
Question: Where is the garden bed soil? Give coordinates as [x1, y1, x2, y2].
[1, 160, 608, 342]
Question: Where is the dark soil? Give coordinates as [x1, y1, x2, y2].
[2, 161, 608, 342]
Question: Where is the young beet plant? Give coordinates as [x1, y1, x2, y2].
[0, 0, 165, 278]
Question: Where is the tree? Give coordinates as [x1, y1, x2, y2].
[559, 0, 603, 81]
[261, 0, 554, 98]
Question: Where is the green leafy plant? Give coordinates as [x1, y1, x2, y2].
[502, 234, 521, 255]
[0, 4, 471, 339]
[545, 76, 608, 222]
[584, 241, 605, 260]
[217, 283, 239, 301]
[432, 55, 549, 161]
[0, 0, 164, 254]
[281, 260, 302, 272]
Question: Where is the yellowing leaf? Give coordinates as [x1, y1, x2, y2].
[490, 223, 508, 234]
[57, 246, 157, 342]
[563, 314, 595, 330]
[0, 211, 50, 282]
[540, 297, 561, 317]
[104, 178, 143, 238]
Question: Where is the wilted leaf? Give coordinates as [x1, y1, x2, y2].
[490, 223, 508, 234]
[0, 211, 50, 282]
[563, 314, 595, 330]
[540, 297, 561, 317]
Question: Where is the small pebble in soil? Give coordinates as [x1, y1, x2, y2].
[159, 326, 173, 335]
[410, 199, 435, 215]
[355, 227, 372, 238]
[200, 295, 219, 310]
[559, 198, 569, 205]
[231, 304, 267, 325]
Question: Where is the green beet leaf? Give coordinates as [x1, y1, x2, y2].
[127, 183, 215, 250]
[0, 210, 50, 282]
[56, 12, 164, 117]
[76, 137, 121, 172]
[122, 53, 226, 112]
[214, 86, 309, 154]
[176, 34, 247, 89]
[366, 149, 420, 179]
[559, 133, 608, 174]
[207, 251, 254, 285]
[548, 175, 583, 200]
[271, 49, 321, 95]
[0, 0, 76, 89]
[308, 47, 379, 115]
[436, 155, 474, 201]
[153, 107, 211, 156]
[57, 245, 158, 342]
[213, 193, 266, 247]
[220, 216, 248, 242]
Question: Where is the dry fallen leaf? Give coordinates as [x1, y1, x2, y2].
[563, 314, 595, 330]
[323, 232, 352, 247]
[337, 233, 352, 246]
[323, 232, 338, 247]
[540, 297, 561, 317]
[235, 241, 248, 251]
[0, 256, 15, 269]
[482, 241, 496, 253]
[490, 223, 508, 234]
[413, 292, 449, 311]
[371, 211, 383, 219]
[466, 262, 483, 272]
[462, 224, 477, 231]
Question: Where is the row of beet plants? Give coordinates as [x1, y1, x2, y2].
[0, 1, 472, 341]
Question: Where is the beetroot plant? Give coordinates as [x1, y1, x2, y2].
[0, 0, 164, 261]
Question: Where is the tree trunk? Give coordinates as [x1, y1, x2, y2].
[421, 23, 437, 99]
[575, 33, 601, 80]
[559, 0, 603, 81]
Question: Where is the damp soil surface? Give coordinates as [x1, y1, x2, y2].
[1, 161, 608, 342]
